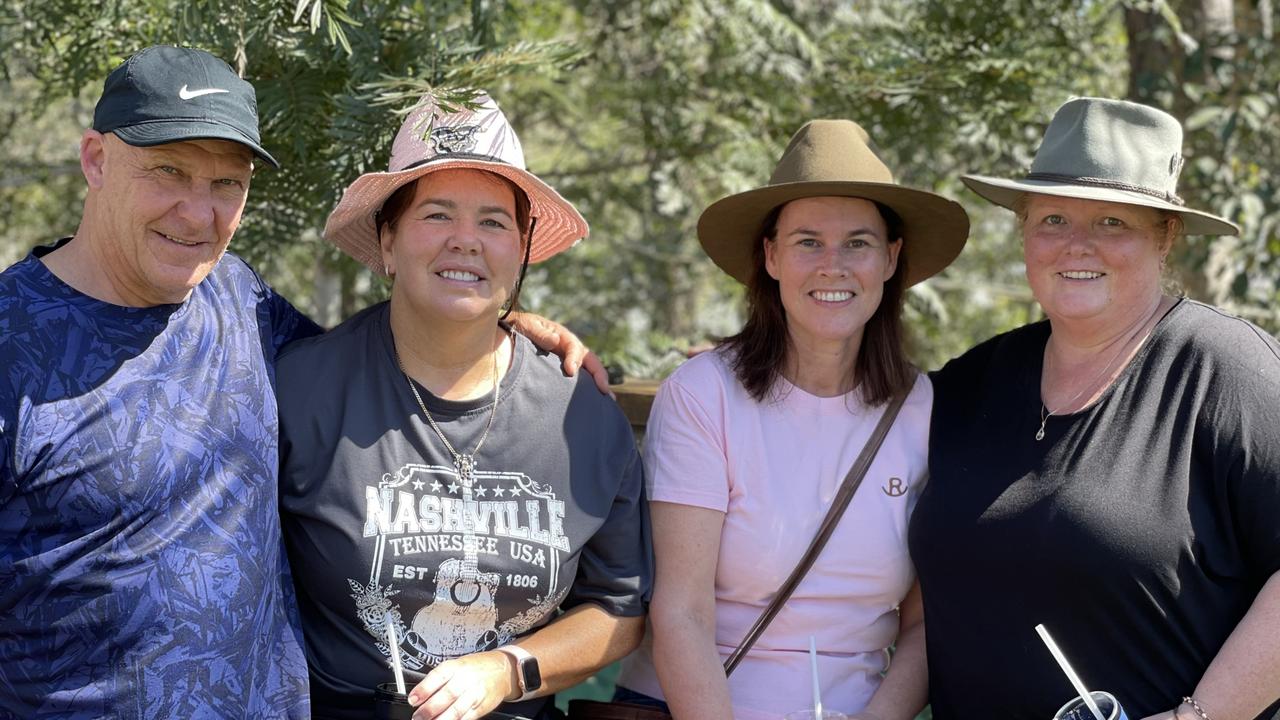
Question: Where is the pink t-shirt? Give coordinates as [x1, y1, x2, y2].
[616, 350, 931, 720]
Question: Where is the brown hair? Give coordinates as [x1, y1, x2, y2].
[375, 171, 533, 317]
[720, 200, 916, 406]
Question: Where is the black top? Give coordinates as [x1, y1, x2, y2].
[277, 303, 651, 719]
[910, 299, 1280, 720]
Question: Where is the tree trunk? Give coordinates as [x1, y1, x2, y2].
[1124, 6, 1172, 105]
[312, 256, 342, 329]
[1187, 0, 1236, 92]
[1125, 0, 1240, 303]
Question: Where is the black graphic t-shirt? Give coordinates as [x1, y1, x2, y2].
[278, 303, 651, 719]
[909, 299, 1280, 720]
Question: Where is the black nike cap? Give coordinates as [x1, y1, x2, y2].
[92, 45, 279, 168]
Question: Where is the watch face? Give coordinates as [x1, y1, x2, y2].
[520, 657, 541, 692]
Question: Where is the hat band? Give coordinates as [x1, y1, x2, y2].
[1024, 172, 1185, 206]
[401, 152, 509, 172]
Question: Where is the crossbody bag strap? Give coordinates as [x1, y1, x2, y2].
[722, 387, 910, 676]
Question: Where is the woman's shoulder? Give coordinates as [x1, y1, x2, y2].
[930, 320, 1049, 390]
[649, 347, 746, 414]
[902, 370, 934, 411]
[275, 302, 387, 412]
[1157, 299, 1280, 384]
[1165, 299, 1279, 355]
[515, 334, 637, 433]
[874, 371, 933, 448]
[277, 302, 386, 367]
[664, 347, 738, 390]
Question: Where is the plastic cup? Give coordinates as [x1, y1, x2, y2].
[1053, 691, 1129, 720]
[374, 682, 414, 720]
[784, 712, 851, 720]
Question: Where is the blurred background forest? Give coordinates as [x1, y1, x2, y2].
[2, 0, 1277, 377]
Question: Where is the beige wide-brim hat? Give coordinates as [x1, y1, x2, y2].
[324, 92, 589, 275]
[963, 97, 1238, 237]
[698, 119, 970, 287]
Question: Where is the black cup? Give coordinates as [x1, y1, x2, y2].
[374, 682, 414, 720]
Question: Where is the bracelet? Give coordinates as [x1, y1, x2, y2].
[1181, 696, 1213, 720]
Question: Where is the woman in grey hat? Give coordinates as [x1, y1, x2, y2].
[614, 119, 969, 719]
[908, 97, 1280, 720]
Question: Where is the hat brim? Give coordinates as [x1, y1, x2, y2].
[961, 175, 1239, 237]
[113, 120, 280, 169]
[324, 158, 589, 276]
[697, 181, 970, 287]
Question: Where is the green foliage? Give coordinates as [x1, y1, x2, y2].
[1, 0, 1276, 376]
[293, 0, 361, 54]
[1, 0, 595, 321]
[1122, 0, 1280, 326]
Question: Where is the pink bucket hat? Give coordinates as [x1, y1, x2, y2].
[324, 92, 589, 275]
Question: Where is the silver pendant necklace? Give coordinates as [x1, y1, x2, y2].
[393, 328, 509, 484]
[1035, 300, 1163, 441]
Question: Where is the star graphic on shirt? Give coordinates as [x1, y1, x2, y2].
[475, 486, 488, 497]
[447, 481, 460, 494]
[430, 480, 443, 492]
[412, 479, 425, 490]
[493, 486, 506, 497]
[509, 485, 522, 497]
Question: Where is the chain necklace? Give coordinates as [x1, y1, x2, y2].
[1035, 300, 1164, 441]
[393, 328, 510, 484]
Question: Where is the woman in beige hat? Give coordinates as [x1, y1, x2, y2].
[614, 119, 969, 719]
[274, 93, 651, 720]
[909, 97, 1280, 720]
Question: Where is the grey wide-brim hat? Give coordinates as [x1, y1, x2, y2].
[963, 97, 1238, 236]
[698, 119, 970, 287]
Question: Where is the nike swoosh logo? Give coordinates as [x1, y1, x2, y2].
[179, 85, 230, 100]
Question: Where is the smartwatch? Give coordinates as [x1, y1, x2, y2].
[497, 644, 542, 701]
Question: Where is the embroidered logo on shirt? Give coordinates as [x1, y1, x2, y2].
[882, 477, 908, 497]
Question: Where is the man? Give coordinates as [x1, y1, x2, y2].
[0, 45, 601, 719]
[0, 46, 318, 718]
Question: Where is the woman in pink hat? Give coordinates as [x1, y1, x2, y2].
[275, 93, 651, 720]
[614, 119, 969, 720]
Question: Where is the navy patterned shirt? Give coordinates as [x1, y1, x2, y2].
[0, 242, 321, 719]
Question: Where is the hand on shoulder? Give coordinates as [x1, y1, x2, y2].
[507, 311, 613, 397]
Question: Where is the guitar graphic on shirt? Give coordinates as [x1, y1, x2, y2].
[411, 461, 500, 657]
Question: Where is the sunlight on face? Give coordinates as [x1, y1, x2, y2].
[1021, 194, 1173, 328]
[90, 133, 253, 305]
[379, 168, 524, 326]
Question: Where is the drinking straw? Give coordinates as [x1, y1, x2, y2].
[809, 635, 824, 720]
[385, 611, 407, 695]
[1035, 624, 1105, 720]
